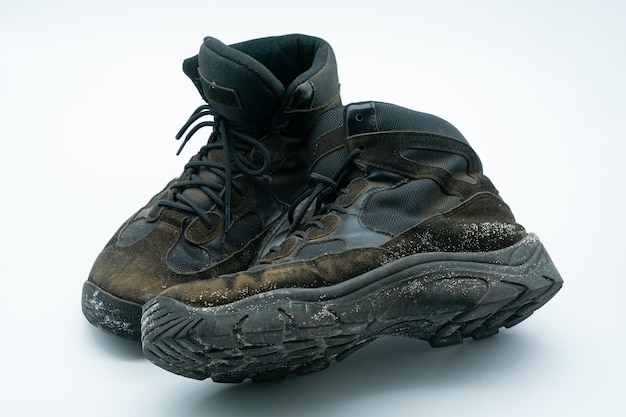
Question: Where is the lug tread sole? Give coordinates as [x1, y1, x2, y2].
[141, 234, 562, 382]
[82, 281, 142, 341]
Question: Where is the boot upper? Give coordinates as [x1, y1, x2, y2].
[87, 35, 341, 304]
[158, 101, 527, 307]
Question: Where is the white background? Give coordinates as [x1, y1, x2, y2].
[1, 1, 624, 416]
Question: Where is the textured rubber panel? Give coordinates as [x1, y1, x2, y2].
[141, 234, 562, 382]
[82, 281, 142, 341]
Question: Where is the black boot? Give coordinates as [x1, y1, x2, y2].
[82, 34, 341, 340]
[142, 101, 562, 382]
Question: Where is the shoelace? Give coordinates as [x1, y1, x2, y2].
[286, 147, 362, 236]
[158, 105, 272, 230]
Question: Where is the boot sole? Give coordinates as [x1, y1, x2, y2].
[141, 233, 562, 382]
[82, 281, 142, 341]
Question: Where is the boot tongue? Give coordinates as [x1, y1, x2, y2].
[190, 37, 286, 126]
[176, 37, 289, 213]
[307, 101, 471, 181]
[174, 35, 340, 215]
[306, 105, 379, 185]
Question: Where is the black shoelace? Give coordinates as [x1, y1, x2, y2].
[286, 147, 363, 236]
[158, 105, 272, 230]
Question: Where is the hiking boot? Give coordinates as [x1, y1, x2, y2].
[81, 34, 341, 340]
[141, 101, 563, 382]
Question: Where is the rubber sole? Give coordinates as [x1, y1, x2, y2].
[82, 280, 142, 341]
[141, 233, 562, 382]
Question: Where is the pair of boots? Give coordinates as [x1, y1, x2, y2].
[82, 34, 562, 383]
